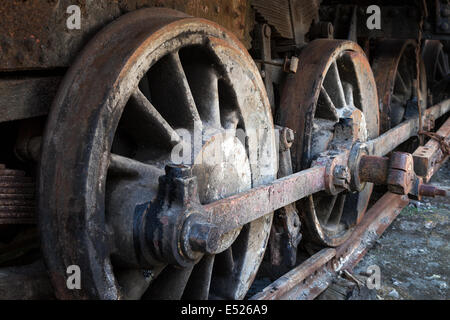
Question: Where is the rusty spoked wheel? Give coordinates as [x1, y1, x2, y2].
[422, 40, 450, 90]
[39, 8, 277, 299]
[422, 40, 450, 105]
[372, 39, 427, 133]
[279, 40, 379, 247]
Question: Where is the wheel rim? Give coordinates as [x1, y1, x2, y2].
[39, 8, 277, 300]
[278, 40, 379, 247]
[372, 39, 427, 133]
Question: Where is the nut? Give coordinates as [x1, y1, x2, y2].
[333, 165, 350, 189]
[188, 221, 220, 254]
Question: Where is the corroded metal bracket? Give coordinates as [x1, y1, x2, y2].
[413, 116, 450, 182]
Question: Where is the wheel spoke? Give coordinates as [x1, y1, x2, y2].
[143, 265, 194, 300]
[327, 193, 346, 226]
[436, 58, 446, 79]
[115, 267, 163, 300]
[183, 63, 221, 129]
[221, 110, 240, 130]
[324, 62, 347, 108]
[395, 71, 408, 95]
[343, 82, 354, 107]
[320, 194, 338, 225]
[443, 53, 449, 72]
[390, 102, 406, 126]
[391, 94, 403, 104]
[167, 52, 202, 128]
[438, 51, 449, 76]
[147, 51, 202, 131]
[138, 73, 152, 101]
[317, 85, 339, 121]
[182, 255, 215, 300]
[108, 153, 163, 176]
[128, 88, 181, 147]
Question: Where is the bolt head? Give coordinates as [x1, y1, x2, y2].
[334, 165, 349, 179]
[188, 220, 220, 254]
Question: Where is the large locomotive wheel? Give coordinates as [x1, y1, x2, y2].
[278, 40, 379, 247]
[38, 8, 277, 299]
[372, 40, 427, 133]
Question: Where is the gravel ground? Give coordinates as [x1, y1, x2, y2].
[354, 161, 450, 300]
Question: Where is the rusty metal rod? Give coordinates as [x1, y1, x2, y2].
[250, 248, 336, 300]
[203, 166, 326, 234]
[413, 116, 450, 182]
[368, 117, 420, 156]
[334, 192, 410, 272]
[367, 98, 450, 156]
[358, 155, 390, 185]
[426, 98, 450, 120]
[202, 100, 450, 235]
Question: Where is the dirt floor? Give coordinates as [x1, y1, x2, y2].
[354, 161, 450, 300]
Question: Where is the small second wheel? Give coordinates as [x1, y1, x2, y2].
[278, 40, 379, 247]
[372, 39, 427, 133]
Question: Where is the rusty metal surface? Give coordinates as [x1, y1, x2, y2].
[414, 116, 450, 181]
[425, 97, 450, 119]
[250, 248, 335, 300]
[0, 164, 35, 225]
[368, 119, 420, 156]
[252, 0, 320, 43]
[267, 126, 302, 271]
[0, 0, 254, 71]
[358, 155, 389, 185]
[357, 151, 446, 198]
[371, 39, 424, 133]
[0, 77, 61, 122]
[290, 0, 321, 43]
[203, 166, 326, 234]
[254, 24, 275, 112]
[252, 0, 293, 38]
[334, 192, 409, 272]
[367, 98, 450, 156]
